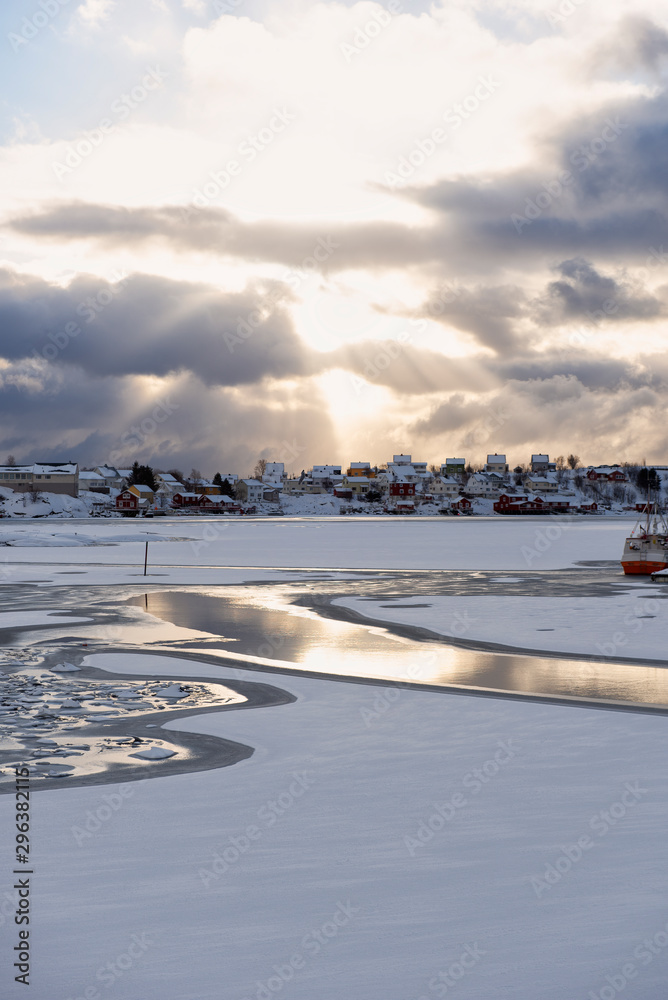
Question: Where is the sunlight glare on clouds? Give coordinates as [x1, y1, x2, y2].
[2, 0, 668, 467]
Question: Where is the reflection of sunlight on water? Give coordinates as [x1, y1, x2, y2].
[123, 587, 668, 707]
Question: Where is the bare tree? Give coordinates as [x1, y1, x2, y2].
[555, 455, 565, 470]
[6, 454, 16, 467]
[253, 458, 267, 480]
[567, 454, 580, 470]
[189, 468, 202, 487]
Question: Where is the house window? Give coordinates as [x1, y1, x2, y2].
[45, 475, 51, 480]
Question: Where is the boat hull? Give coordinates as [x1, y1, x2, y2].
[621, 559, 668, 575]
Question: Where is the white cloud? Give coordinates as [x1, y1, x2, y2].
[76, 0, 116, 26]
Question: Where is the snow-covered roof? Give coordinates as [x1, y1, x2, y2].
[79, 471, 105, 481]
[241, 479, 263, 486]
[486, 454, 506, 463]
[444, 458, 465, 464]
[33, 463, 78, 475]
[129, 484, 154, 494]
[157, 473, 180, 483]
[531, 454, 549, 462]
[95, 466, 119, 477]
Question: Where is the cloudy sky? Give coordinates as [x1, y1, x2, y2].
[2, 0, 668, 475]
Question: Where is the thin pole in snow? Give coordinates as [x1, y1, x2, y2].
[144, 540, 149, 576]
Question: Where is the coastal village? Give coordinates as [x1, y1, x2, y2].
[0, 454, 663, 518]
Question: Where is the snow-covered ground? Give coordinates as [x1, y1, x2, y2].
[0, 515, 635, 581]
[1, 517, 667, 1000]
[336, 590, 668, 661]
[5, 651, 665, 1000]
[0, 487, 113, 519]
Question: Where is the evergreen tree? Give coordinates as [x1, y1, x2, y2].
[128, 462, 156, 490]
[638, 468, 661, 493]
[220, 478, 234, 496]
[213, 472, 223, 488]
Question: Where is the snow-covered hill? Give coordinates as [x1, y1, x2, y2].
[0, 487, 114, 518]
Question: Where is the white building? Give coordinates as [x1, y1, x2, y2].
[0, 463, 79, 497]
[78, 471, 108, 493]
[524, 475, 559, 492]
[94, 466, 124, 490]
[262, 462, 285, 487]
[431, 476, 460, 497]
[485, 454, 509, 475]
[235, 479, 264, 503]
[465, 473, 499, 496]
[154, 472, 181, 495]
[311, 465, 343, 485]
[530, 454, 556, 473]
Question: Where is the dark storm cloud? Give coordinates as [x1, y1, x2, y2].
[417, 283, 527, 353]
[11, 81, 668, 277]
[8, 202, 425, 273]
[410, 374, 665, 458]
[0, 269, 315, 386]
[534, 257, 664, 326]
[0, 361, 339, 474]
[487, 350, 668, 393]
[390, 84, 668, 277]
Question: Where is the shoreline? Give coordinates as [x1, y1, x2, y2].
[0, 657, 295, 795]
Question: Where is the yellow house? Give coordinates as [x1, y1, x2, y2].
[346, 462, 376, 478]
[127, 483, 155, 503]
